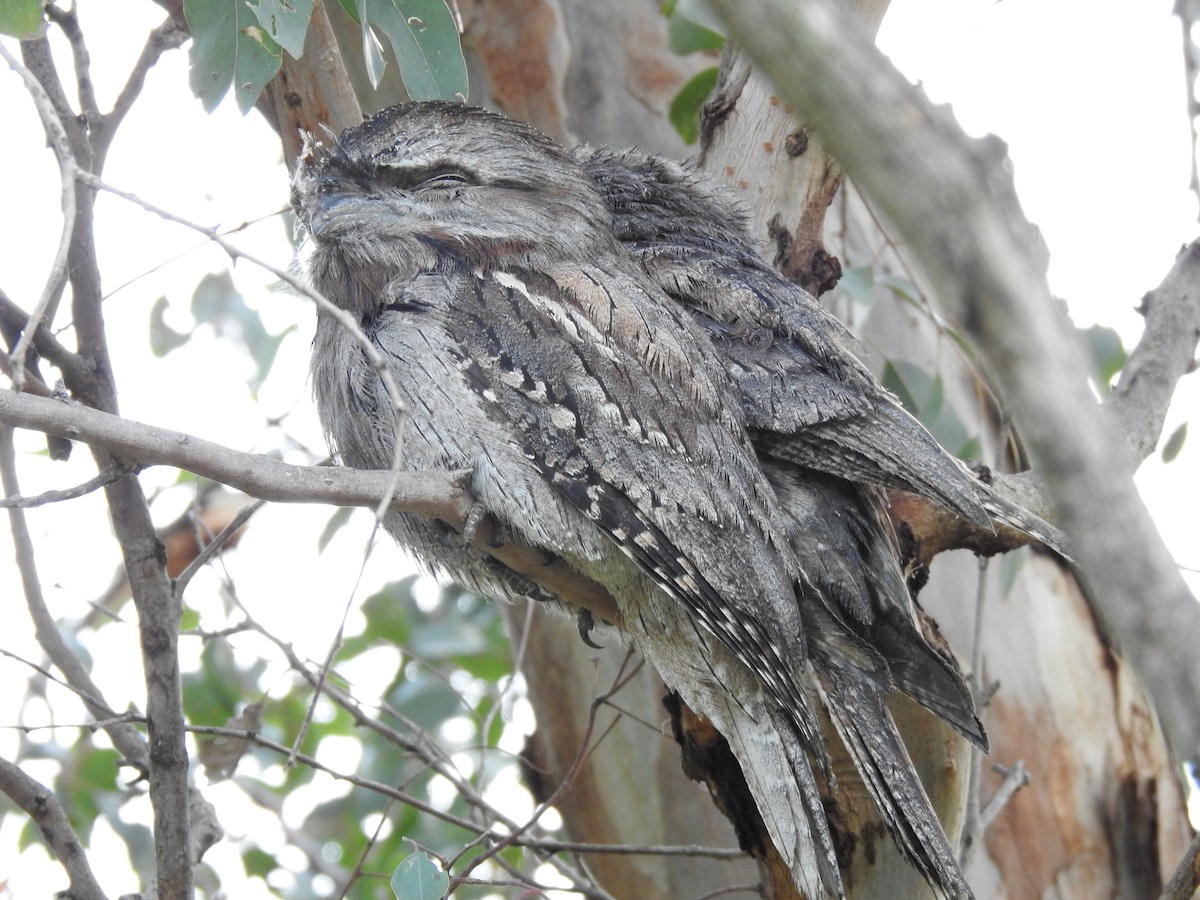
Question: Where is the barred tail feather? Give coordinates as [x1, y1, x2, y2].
[713, 690, 844, 898]
[813, 657, 975, 900]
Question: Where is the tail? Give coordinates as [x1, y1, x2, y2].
[711, 687, 844, 898]
[977, 479, 1072, 560]
[810, 639, 975, 899]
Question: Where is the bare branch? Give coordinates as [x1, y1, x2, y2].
[93, 18, 187, 167]
[979, 760, 1030, 829]
[44, 4, 101, 128]
[0, 463, 125, 508]
[0, 388, 623, 625]
[0, 756, 109, 900]
[0, 349, 53, 397]
[1110, 240, 1200, 462]
[0, 646, 122, 721]
[1159, 822, 1200, 900]
[172, 499, 264, 596]
[0, 42, 78, 385]
[0, 287, 94, 394]
[710, 0, 1200, 767]
[0, 425, 148, 768]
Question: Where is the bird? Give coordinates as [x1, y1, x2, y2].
[290, 100, 1049, 898]
[577, 145, 1068, 559]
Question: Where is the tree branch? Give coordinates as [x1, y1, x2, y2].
[0, 42, 77, 385]
[92, 17, 187, 170]
[1110, 241, 1200, 462]
[0, 388, 623, 626]
[0, 756, 109, 900]
[0, 425, 149, 769]
[709, 0, 1200, 768]
[0, 463, 125, 508]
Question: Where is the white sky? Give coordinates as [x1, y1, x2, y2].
[0, 1, 1197, 895]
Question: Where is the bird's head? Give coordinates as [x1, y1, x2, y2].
[293, 102, 616, 303]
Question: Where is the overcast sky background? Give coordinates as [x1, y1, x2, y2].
[1, 0, 1197, 895]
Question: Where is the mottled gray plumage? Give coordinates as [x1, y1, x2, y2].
[293, 101, 1007, 899]
[578, 146, 1068, 554]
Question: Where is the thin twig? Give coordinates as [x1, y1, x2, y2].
[72, 170, 408, 443]
[0, 426, 148, 768]
[94, 17, 187, 165]
[456, 649, 642, 881]
[1158, 821, 1200, 900]
[978, 760, 1030, 829]
[44, 4, 101, 126]
[0, 43, 78, 385]
[0, 646, 122, 721]
[0, 464, 125, 508]
[0, 349, 54, 397]
[0, 287, 92, 392]
[172, 498, 264, 597]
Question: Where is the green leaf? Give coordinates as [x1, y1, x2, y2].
[358, 1, 388, 89]
[243, 847, 278, 879]
[390, 850, 449, 899]
[667, 11, 724, 55]
[180, 606, 202, 632]
[671, 0, 726, 35]
[669, 67, 718, 145]
[248, 0, 314, 58]
[149, 296, 192, 357]
[883, 361, 978, 459]
[318, 506, 355, 552]
[189, 270, 291, 388]
[1079, 324, 1127, 393]
[1000, 545, 1029, 597]
[882, 360, 925, 418]
[1162, 421, 1188, 463]
[0, 0, 44, 39]
[837, 265, 875, 308]
[185, 0, 284, 113]
[182, 639, 242, 724]
[357, 0, 468, 100]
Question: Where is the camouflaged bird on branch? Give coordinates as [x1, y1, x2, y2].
[293, 101, 1065, 899]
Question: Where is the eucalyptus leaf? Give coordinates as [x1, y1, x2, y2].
[0, 0, 44, 39]
[667, 10, 724, 55]
[1079, 324, 1127, 393]
[185, 0, 283, 113]
[248, 0, 314, 58]
[357, 0, 467, 100]
[669, 67, 718, 145]
[1162, 421, 1188, 463]
[149, 296, 192, 357]
[390, 850, 449, 899]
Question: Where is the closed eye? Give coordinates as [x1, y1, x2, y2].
[420, 171, 471, 189]
[371, 160, 476, 191]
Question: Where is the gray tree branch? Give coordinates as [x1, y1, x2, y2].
[708, 0, 1200, 766]
[1111, 242, 1200, 462]
[0, 387, 624, 626]
[0, 425, 149, 769]
[0, 756, 109, 900]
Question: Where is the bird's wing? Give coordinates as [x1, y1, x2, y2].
[384, 264, 819, 716]
[392, 261, 851, 894]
